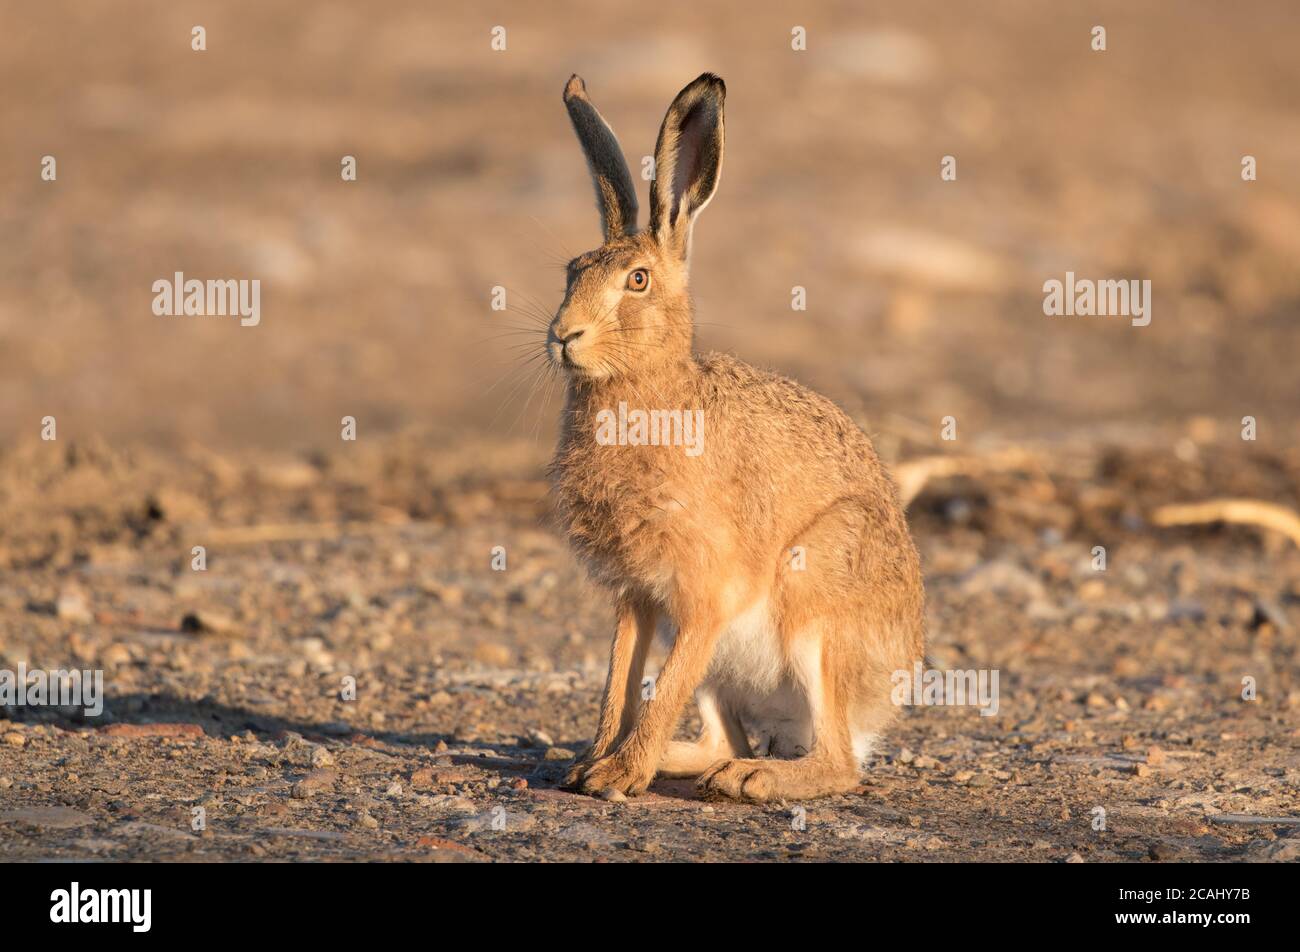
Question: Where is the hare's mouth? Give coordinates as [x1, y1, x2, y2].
[561, 352, 595, 378]
[548, 339, 573, 370]
[550, 337, 591, 377]
[551, 347, 610, 383]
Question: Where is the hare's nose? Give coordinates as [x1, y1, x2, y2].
[560, 327, 587, 351]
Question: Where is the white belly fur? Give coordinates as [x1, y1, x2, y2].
[658, 599, 814, 758]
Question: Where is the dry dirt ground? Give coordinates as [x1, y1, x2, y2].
[0, 434, 1297, 862]
[1, 2, 1299, 861]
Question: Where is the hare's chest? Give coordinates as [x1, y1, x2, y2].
[554, 446, 704, 578]
[564, 465, 693, 545]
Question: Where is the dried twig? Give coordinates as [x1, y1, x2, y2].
[1207, 814, 1300, 826]
[893, 448, 1042, 509]
[1150, 499, 1300, 549]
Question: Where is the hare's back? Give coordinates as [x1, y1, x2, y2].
[693, 352, 882, 473]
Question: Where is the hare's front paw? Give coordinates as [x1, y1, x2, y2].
[562, 757, 595, 790]
[574, 752, 654, 798]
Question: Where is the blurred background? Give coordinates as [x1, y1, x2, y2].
[1, 0, 1299, 864]
[3, 0, 1299, 454]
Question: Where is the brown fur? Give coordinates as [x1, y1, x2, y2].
[546, 74, 924, 801]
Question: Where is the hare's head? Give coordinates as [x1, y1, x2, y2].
[548, 73, 724, 382]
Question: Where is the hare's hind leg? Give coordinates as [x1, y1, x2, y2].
[697, 633, 860, 802]
[657, 684, 752, 778]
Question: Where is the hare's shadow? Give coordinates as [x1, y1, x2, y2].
[9, 692, 713, 799]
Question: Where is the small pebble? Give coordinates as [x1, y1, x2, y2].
[291, 768, 338, 799]
[56, 590, 92, 623]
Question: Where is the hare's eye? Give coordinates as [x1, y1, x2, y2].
[626, 268, 651, 292]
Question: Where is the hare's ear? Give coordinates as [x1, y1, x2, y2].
[563, 75, 638, 242]
[649, 73, 725, 260]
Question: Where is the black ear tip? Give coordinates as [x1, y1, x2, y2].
[697, 73, 725, 96]
[564, 74, 587, 102]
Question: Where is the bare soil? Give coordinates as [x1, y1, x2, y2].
[0, 434, 1297, 862]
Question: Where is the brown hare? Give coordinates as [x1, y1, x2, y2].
[548, 73, 925, 801]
